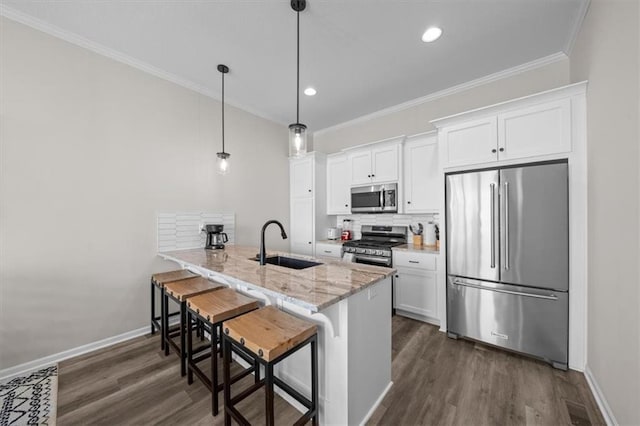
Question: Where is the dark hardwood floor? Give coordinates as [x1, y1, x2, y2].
[57, 316, 605, 425]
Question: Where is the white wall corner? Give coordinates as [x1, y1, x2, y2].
[584, 366, 618, 426]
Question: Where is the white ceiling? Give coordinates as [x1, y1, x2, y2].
[1, 0, 588, 131]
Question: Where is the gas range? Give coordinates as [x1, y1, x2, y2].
[342, 225, 407, 267]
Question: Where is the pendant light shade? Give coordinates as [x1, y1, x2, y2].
[216, 64, 230, 175]
[289, 0, 307, 158]
[289, 123, 307, 157]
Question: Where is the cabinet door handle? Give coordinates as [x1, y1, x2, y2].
[367, 174, 371, 178]
[308, 241, 312, 244]
[409, 260, 420, 264]
[395, 275, 399, 278]
[308, 189, 312, 192]
[345, 204, 349, 207]
[407, 201, 411, 204]
[499, 147, 504, 152]
[371, 174, 375, 177]
[491, 149, 497, 153]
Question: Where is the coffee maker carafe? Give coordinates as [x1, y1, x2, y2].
[204, 224, 228, 250]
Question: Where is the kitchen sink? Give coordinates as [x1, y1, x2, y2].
[251, 255, 322, 270]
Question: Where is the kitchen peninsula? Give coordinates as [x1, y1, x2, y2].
[158, 245, 394, 425]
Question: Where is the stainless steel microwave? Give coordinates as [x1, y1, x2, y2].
[351, 183, 398, 213]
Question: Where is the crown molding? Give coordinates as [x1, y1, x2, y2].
[564, 0, 591, 56]
[0, 4, 288, 127]
[313, 52, 568, 138]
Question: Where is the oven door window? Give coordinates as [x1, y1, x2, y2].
[351, 190, 382, 209]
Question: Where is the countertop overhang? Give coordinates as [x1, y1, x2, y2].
[158, 245, 395, 312]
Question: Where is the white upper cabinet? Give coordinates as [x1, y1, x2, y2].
[497, 99, 571, 161]
[404, 133, 439, 213]
[440, 117, 498, 168]
[348, 142, 400, 185]
[326, 154, 351, 215]
[349, 150, 373, 185]
[290, 155, 314, 198]
[434, 88, 576, 169]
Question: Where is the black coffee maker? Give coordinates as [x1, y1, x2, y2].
[204, 224, 228, 250]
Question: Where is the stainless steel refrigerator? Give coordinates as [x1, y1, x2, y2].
[446, 161, 569, 369]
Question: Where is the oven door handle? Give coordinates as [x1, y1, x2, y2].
[355, 254, 391, 266]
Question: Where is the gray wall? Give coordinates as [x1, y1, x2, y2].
[0, 18, 290, 369]
[570, 2, 640, 424]
[314, 59, 570, 153]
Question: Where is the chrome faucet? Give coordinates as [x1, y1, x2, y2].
[259, 220, 288, 265]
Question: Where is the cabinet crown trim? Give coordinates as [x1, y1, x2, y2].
[430, 81, 587, 129]
[340, 135, 406, 152]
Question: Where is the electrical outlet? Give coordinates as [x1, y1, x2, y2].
[198, 223, 204, 233]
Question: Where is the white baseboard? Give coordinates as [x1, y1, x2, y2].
[0, 326, 149, 381]
[584, 365, 617, 426]
[359, 381, 393, 426]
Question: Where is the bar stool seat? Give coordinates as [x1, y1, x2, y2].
[222, 306, 318, 425]
[163, 276, 224, 376]
[150, 269, 197, 350]
[186, 288, 260, 415]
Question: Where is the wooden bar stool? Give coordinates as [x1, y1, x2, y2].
[151, 270, 198, 350]
[222, 305, 318, 426]
[163, 276, 224, 376]
[186, 288, 261, 416]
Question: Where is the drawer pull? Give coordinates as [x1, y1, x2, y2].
[409, 260, 420, 264]
[324, 250, 331, 253]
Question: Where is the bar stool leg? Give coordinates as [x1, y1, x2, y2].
[265, 363, 275, 426]
[223, 335, 232, 426]
[187, 310, 194, 385]
[163, 290, 170, 356]
[150, 280, 156, 336]
[212, 323, 219, 415]
[180, 301, 187, 377]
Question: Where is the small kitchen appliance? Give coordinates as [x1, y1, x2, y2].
[341, 219, 353, 241]
[204, 224, 228, 250]
[327, 227, 340, 240]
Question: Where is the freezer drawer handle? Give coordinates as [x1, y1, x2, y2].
[451, 279, 558, 300]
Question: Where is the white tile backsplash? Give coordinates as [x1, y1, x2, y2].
[157, 212, 235, 251]
[335, 213, 439, 239]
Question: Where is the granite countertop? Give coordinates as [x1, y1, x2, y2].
[392, 243, 440, 254]
[158, 245, 394, 312]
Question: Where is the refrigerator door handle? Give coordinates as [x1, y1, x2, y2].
[490, 183, 496, 269]
[451, 278, 559, 300]
[504, 181, 510, 270]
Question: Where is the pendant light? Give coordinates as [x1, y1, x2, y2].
[288, 0, 307, 158]
[216, 64, 231, 175]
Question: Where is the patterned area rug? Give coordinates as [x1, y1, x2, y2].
[0, 365, 57, 426]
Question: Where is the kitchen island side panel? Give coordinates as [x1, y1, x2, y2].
[348, 276, 393, 425]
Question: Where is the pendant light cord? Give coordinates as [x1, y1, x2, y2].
[221, 70, 225, 152]
[296, 7, 300, 124]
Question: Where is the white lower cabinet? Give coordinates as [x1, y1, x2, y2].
[393, 251, 439, 324]
[315, 242, 343, 259]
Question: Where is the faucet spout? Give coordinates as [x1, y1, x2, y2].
[259, 220, 288, 265]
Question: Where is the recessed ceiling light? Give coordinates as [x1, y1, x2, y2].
[422, 27, 442, 43]
[304, 87, 317, 96]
